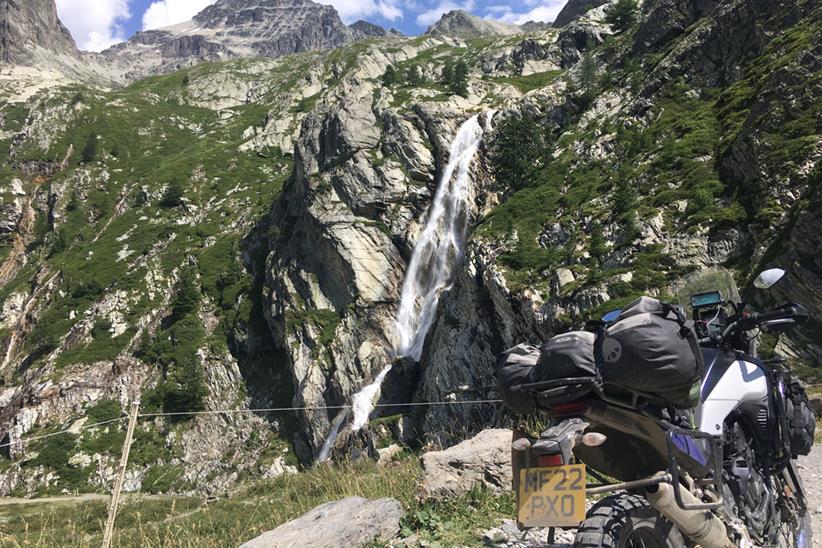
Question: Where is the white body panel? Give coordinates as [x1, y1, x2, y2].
[696, 359, 768, 436]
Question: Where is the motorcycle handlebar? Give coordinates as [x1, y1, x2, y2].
[701, 304, 808, 346]
[751, 303, 808, 325]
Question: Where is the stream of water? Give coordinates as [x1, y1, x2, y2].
[318, 112, 492, 459]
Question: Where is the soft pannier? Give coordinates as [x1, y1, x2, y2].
[596, 296, 704, 407]
[497, 333, 599, 413]
[496, 343, 540, 414]
[533, 331, 597, 381]
[785, 378, 816, 457]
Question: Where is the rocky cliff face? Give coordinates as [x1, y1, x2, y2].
[0, 0, 820, 495]
[0, 0, 76, 64]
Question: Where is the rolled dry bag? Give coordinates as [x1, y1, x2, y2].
[596, 296, 704, 407]
[534, 331, 597, 382]
[496, 343, 540, 414]
[533, 331, 599, 406]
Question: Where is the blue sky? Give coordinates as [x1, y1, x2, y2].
[54, 0, 569, 52]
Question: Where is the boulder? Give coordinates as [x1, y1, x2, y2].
[421, 428, 512, 498]
[240, 497, 404, 548]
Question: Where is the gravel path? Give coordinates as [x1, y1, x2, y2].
[796, 445, 822, 541]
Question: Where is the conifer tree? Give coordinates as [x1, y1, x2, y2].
[451, 60, 469, 97]
[605, 0, 639, 33]
[81, 133, 98, 163]
[382, 65, 399, 86]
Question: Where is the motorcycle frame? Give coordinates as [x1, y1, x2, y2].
[518, 378, 728, 512]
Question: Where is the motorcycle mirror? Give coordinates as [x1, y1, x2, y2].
[754, 268, 786, 289]
[602, 309, 622, 323]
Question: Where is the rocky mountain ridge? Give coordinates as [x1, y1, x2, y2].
[1, 0, 405, 85]
[0, 0, 819, 498]
[425, 10, 525, 39]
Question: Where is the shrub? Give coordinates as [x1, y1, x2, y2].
[161, 180, 184, 208]
[91, 318, 113, 339]
[80, 133, 98, 164]
[86, 399, 122, 423]
[382, 65, 400, 86]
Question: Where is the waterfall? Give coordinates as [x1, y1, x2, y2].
[318, 112, 492, 458]
[317, 408, 349, 462]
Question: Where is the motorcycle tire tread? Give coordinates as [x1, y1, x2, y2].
[573, 493, 687, 548]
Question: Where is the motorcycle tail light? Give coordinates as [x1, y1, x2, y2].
[551, 402, 588, 416]
[537, 454, 564, 467]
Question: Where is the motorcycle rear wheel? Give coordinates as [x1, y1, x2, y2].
[573, 494, 687, 548]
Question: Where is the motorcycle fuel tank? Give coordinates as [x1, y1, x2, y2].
[696, 351, 769, 436]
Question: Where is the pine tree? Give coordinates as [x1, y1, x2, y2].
[491, 115, 545, 191]
[169, 268, 199, 325]
[382, 65, 399, 86]
[405, 65, 424, 86]
[589, 222, 607, 263]
[441, 62, 454, 86]
[605, 0, 639, 33]
[81, 133, 98, 164]
[579, 50, 598, 101]
[450, 60, 469, 98]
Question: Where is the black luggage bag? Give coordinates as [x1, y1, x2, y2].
[596, 296, 704, 407]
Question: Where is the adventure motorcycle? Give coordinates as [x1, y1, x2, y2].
[504, 267, 814, 547]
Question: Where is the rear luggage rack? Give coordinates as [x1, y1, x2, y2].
[514, 377, 602, 408]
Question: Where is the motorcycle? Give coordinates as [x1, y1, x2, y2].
[508, 267, 814, 547]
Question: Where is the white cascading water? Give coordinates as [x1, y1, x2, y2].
[318, 112, 492, 459]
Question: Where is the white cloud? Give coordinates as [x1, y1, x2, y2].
[143, 0, 217, 30]
[485, 0, 566, 24]
[55, 0, 130, 52]
[415, 0, 475, 27]
[317, 0, 404, 23]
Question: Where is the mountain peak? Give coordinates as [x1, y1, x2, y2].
[349, 20, 401, 39]
[425, 10, 523, 39]
[0, 0, 77, 65]
[191, 0, 338, 29]
[98, 0, 365, 82]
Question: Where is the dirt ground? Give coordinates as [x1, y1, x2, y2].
[796, 446, 821, 544]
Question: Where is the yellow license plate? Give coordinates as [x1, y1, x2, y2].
[517, 465, 586, 528]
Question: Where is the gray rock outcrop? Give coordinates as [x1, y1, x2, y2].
[240, 496, 404, 548]
[426, 10, 522, 39]
[0, 0, 76, 64]
[421, 428, 513, 497]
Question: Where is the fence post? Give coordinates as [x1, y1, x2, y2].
[102, 400, 139, 548]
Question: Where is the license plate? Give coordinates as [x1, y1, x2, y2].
[517, 465, 586, 528]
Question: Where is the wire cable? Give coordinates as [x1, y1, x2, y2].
[0, 399, 504, 448]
